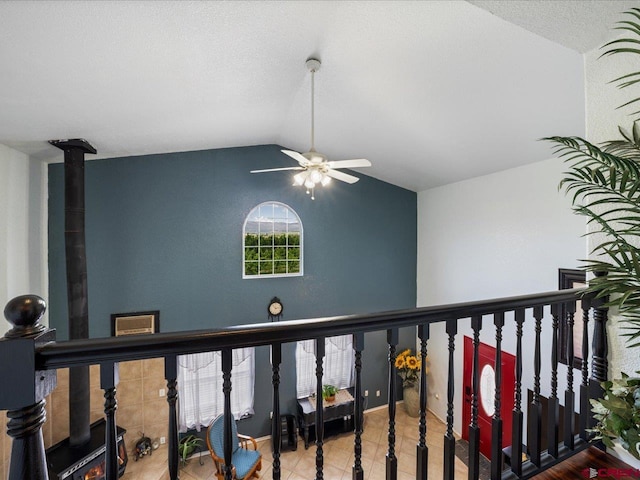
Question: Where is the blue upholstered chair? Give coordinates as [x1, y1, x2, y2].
[206, 415, 262, 480]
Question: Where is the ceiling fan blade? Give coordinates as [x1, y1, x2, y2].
[327, 159, 371, 169]
[281, 149, 310, 166]
[326, 169, 360, 184]
[250, 167, 304, 173]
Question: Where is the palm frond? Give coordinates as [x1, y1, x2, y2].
[545, 134, 640, 345]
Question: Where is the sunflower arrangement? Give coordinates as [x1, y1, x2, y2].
[395, 349, 422, 388]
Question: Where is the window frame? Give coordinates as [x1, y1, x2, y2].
[242, 201, 303, 279]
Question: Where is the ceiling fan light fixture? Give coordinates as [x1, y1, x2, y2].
[309, 169, 323, 184]
[251, 56, 370, 199]
[293, 172, 306, 186]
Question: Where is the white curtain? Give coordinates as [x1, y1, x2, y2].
[296, 335, 354, 398]
[177, 348, 254, 432]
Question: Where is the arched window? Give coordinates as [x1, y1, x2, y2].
[243, 202, 303, 278]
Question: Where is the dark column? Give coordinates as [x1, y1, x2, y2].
[548, 304, 560, 458]
[1, 295, 56, 480]
[468, 316, 482, 480]
[490, 313, 504, 480]
[165, 355, 179, 480]
[564, 300, 576, 450]
[527, 306, 543, 466]
[272, 343, 282, 480]
[579, 294, 592, 440]
[444, 319, 457, 480]
[386, 328, 398, 480]
[222, 349, 233, 480]
[353, 333, 365, 480]
[100, 362, 119, 480]
[417, 323, 429, 480]
[50, 138, 97, 447]
[510, 309, 524, 477]
[315, 338, 326, 480]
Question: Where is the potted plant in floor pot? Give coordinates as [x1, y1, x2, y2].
[395, 349, 422, 417]
[546, 8, 640, 464]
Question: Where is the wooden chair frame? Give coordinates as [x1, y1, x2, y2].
[206, 419, 262, 480]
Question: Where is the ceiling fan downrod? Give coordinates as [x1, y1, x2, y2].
[306, 58, 321, 152]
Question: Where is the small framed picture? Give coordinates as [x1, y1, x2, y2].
[111, 310, 160, 337]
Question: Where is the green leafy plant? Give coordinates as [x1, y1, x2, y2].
[546, 8, 640, 460]
[322, 384, 338, 401]
[590, 372, 640, 459]
[178, 434, 203, 466]
[545, 8, 640, 348]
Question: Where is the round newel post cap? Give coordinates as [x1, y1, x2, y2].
[4, 295, 47, 338]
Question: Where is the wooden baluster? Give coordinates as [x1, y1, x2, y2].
[510, 309, 524, 477]
[548, 304, 560, 458]
[490, 313, 504, 480]
[353, 332, 365, 480]
[590, 276, 609, 430]
[579, 294, 592, 441]
[316, 337, 326, 480]
[101, 361, 120, 480]
[417, 323, 429, 480]
[2, 295, 56, 480]
[527, 306, 543, 467]
[444, 319, 457, 480]
[165, 354, 179, 480]
[468, 316, 482, 480]
[272, 342, 282, 480]
[386, 328, 398, 480]
[222, 349, 234, 480]
[564, 300, 576, 450]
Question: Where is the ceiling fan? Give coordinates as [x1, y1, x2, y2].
[251, 58, 371, 199]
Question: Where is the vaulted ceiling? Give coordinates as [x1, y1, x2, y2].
[0, 1, 636, 191]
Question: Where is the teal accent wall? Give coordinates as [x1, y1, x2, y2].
[48, 144, 417, 437]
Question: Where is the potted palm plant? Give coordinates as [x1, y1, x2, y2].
[545, 8, 640, 461]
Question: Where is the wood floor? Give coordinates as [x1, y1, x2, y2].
[531, 445, 638, 480]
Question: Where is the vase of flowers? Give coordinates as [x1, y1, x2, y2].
[395, 349, 422, 417]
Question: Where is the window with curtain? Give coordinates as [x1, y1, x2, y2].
[296, 335, 354, 398]
[178, 348, 255, 432]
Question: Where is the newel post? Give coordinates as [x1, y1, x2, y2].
[1, 295, 57, 480]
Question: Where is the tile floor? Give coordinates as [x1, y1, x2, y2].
[122, 407, 469, 479]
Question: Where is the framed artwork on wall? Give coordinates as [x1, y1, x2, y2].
[111, 310, 160, 337]
[558, 268, 586, 369]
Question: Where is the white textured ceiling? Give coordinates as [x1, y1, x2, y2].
[0, 1, 633, 191]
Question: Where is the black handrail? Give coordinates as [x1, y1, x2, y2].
[36, 288, 584, 369]
[1, 286, 607, 480]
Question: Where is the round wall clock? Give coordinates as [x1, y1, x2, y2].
[268, 297, 283, 321]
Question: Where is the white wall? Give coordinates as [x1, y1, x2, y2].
[0, 143, 48, 335]
[585, 43, 640, 383]
[417, 156, 585, 434]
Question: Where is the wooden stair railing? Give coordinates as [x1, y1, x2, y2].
[0, 286, 608, 480]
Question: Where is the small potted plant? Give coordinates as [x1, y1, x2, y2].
[322, 384, 338, 402]
[178, 434, 203, 466]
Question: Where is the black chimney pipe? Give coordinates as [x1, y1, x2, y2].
[50, 139, 97, 447]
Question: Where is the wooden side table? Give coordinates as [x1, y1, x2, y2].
[296, 388, 355, 449]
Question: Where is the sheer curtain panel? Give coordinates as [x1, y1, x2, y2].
[296, 335, 354, 398]
[178, 348, 254, 432]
